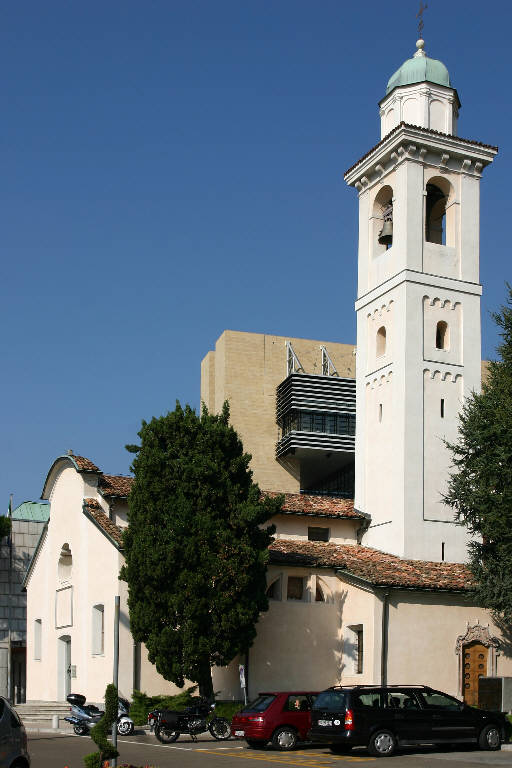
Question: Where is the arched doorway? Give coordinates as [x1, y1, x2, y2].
[57, 635, 71, 701]
[462, 642, 488, 707]
[455, 623, 500, 707]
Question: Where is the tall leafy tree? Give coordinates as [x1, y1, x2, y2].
[121, 401, 281, 699]
[445, 286, 512, 627]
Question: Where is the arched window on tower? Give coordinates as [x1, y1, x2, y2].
[436, 321, 449, 350]
[376, 326, 386, 357]
[426, 183, 447, 244]
[372, 185, 394, 255]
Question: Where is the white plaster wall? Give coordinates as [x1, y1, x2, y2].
[387, 594, 512, 698]
[26, 460, 177, 703]
[423, 298, 462, 367]
[270, 514, 358, 545]
[379, 83, 458, 138]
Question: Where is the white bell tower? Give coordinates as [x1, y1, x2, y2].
[345, 39, 497, 563]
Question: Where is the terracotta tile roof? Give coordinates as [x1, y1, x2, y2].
[263, 492, 363, 520]
[73, 455, 101, 472]
[83, 499, 124, 548]
[269, 539, 473, 592]
[99, 474, 134, 498]
[344, 121, 498, 178]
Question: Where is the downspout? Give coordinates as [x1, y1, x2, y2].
[380, 589, 390, 687]
[244, 649, 249, 702]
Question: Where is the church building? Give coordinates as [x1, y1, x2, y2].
[24, 36, 512, 707]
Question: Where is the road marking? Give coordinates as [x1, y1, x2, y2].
[196, 749, 375, 765]
[117, 738, 244, 751]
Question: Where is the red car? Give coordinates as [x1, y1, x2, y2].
[231, 691, 318, 751]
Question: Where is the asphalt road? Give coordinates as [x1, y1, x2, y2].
[28, 732, 512, 768]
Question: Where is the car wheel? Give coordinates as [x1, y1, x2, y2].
[272, 726, 298, 751]
[246, 740, 266, 749]
[73, 724, 88, 736]
[367, 729, 396, 757]
[478, 724, 501, 751]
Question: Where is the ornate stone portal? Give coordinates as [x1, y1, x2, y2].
[455, 622, 500, 697]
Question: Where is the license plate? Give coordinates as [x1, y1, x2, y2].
[235, 730, 245, 736]
[318, 719, 332, 727]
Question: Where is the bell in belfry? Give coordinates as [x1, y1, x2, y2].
[378, 218, 393, 246]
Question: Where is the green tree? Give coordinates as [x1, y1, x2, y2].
[445, 285, 512, 628]
[0, 516, 10, 540]
[121, 401, 281, 699]
[83, 683, 119, 768]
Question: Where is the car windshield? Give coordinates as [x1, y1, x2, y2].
[312, 691, 347, 712]
[241, 695, 276, 713]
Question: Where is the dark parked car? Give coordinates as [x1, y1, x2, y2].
[0, 697, 30, 768]
[310, 685, 507, 757]
[231, 692, 317, 750]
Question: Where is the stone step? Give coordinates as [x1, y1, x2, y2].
[15, 702, 74, 721]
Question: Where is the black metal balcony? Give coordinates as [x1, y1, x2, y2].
[275, 374, 356, 459]
[276, 373, 356, 421]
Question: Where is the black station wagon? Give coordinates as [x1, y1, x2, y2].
[310, 685, 507, 757]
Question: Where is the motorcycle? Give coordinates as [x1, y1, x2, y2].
[151, 698, 230, 743]
[64, 693, 135, 736]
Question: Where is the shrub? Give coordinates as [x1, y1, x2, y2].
[212, 701, 243, 722]
[129, 687, 198, 726]
[83, 684, 119, 768]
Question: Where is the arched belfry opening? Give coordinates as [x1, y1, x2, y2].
[426, 183, 446, 244]
[373, 185, 394, 253]
[425, 177, 454, 246]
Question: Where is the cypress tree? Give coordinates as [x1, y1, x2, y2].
[121, 401, 281, 699]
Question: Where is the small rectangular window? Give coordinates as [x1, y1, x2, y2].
[441, 542, 445, 562]
[34, 619, 42, 661]
[378, 404, 383, 422]
[308, 527, 329, 542]
[441, 398, 445, 418]
[287, 576, 304, 601]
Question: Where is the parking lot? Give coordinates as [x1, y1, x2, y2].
[28, 730, 512, 768]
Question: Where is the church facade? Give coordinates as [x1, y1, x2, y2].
[25, 38, 512, 707]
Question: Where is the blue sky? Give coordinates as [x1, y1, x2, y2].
[2, 0, 511, 507]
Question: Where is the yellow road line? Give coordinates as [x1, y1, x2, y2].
[196, 748, 374, 765]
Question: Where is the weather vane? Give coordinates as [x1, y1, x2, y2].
[417, 1, 428, 39]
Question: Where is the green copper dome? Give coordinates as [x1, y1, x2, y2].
[386, 40, 451, 94]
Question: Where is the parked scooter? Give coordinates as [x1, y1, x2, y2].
[64, 693, 135, 736]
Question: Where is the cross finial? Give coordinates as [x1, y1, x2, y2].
[417, 1, 428, 40]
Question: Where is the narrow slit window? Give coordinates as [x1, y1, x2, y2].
[440, 398, 445, 418]
[356, 629, 364, 674]
[378, 404, 383, 422]
[441, 542, 445, 562]
[436, 321, 449, 350]
[376, 326, 386, 357]
[34, 619, 42, 660]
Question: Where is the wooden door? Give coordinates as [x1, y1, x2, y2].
[463, 642, 488, 706]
